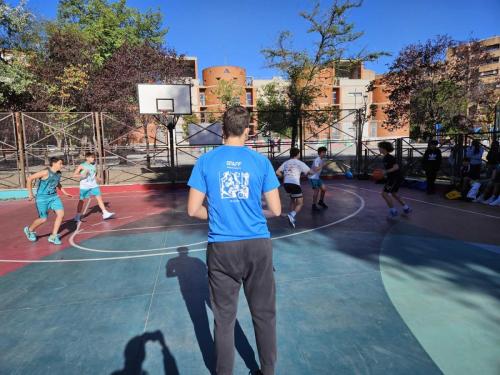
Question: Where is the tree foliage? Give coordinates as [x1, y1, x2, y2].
[0, 0, 40, 109]
[262, 0, 386, 145]
[56, 0, 167, 66]
[381, 35, 500, 134]
[212, 79, 244, 109]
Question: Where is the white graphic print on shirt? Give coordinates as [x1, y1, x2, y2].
[220, 171, 250, 199]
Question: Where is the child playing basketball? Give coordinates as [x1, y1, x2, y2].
[276, 147, 312, 228]
[23, 157, 72, 245]
[309, 146, 328, 211]
[378, 141, 411, 219]
[73, 152, 114, 222]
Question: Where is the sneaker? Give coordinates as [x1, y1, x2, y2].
[318, 200, 328, 209]
[102, 211, 115, 220]
[473, 195, 484, 203]
[23, 226, 36, 242]
[489, 196, 500, 206]
[483, 196, 495, 205]
[48, 234, 62, 245]
[74, 214, 81, 222]
[403, 206, 412, 214]
[388, 209, 398, 219]
[287, 213, 296, 228]
[249, 371, 263, 375]
[312, 204, 321, 211]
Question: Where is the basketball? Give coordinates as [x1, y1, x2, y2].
[372, 169, 385, 181]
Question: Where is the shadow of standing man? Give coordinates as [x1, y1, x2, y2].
[166, 247, 260, 374]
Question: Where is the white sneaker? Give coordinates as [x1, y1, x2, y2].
[74, 214, 81, 222]
[483, 196, 495, 205]
[103, 211, 115, 220]
[473, 195, 484, 203]
[287, 213, 296, 228]
[489, 196, 500, 206]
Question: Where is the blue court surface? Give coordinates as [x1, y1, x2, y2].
[0, 180, 499, 374]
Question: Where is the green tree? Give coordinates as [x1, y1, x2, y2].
[0, 0, 40, 109]
[262, 0, 386, 147]
[56, 0, 167, 66]
[256, 81, 290, 137]
[213, 79, 244, 109]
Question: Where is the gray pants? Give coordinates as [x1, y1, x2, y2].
[207, 238, 276, 375]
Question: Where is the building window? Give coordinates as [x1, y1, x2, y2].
[246, 92, 253, 106]
[200, 93, 206, 106]
[332, 90, 338, 104]
[484, 44, 500, 52]
[200, 112, 206, 123]
[370, 122, 378, 138]
[484, 57, 500, 65]
[480, 69, 498, 77]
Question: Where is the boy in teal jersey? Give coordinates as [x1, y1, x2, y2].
[24, 157, 72, 245]
[72, 152, 114, 222]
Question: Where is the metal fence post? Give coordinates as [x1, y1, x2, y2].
[14, 112, 26, 188]
[94, 112, 105, 184]
[396, 138, 403, 167]
[356, 109, 363, 177]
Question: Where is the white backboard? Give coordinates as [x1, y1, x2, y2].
[137, 84, 192, 115]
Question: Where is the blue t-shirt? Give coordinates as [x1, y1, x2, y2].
[188, 145, 280, 243]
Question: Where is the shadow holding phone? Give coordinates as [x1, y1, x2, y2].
[111, 330, 179, 375]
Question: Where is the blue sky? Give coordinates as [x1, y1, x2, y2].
[19, 0, 500, 78]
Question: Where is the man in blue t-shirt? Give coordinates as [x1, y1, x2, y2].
[188, 106, 281, 375]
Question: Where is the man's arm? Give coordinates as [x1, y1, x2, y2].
[26, 170, 48, 200]
[187, 188, 208, 220]
[264, 188, 281, 217]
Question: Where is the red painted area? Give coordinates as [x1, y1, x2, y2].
[0, 186, 189, 276]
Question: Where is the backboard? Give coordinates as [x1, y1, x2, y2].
[137, 84, 192, 115]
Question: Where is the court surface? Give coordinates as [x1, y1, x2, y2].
[0, 180, 499, 375]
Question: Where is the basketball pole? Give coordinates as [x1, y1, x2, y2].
[167, 115, 179, 184]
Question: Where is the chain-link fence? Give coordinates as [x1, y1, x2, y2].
[1, 110, 498, 189]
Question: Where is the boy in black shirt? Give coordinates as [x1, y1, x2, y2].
[378, 141, 411, 218]
[422, 140, 442, 194]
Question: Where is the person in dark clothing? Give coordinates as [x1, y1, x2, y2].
[422, 140, 442, 194]
[486, 140, 499, 178]
[378, 141, 411, 219]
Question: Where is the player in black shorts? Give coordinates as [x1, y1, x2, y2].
[378, 141, 411, 218]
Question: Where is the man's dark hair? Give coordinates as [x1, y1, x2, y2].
[49, 157, 64, 166]
[378, 141, 394, 153]
[85, 151, 96, 158]
[222, 106, 249, 137]
[317, 146, 327, 154]
[290, 148, 300, 158]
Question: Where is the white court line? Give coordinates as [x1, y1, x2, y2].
[69, 187, 365, 254]
[339, 184, 500, 220]
[0, 187, 365, 263]
[80, 222, 207, 235]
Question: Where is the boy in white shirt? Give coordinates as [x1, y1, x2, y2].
[73, 152, 114, 222]
[276, 148, 312, 228]
[309, 146, 328, 211]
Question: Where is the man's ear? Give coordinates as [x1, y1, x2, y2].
[243, 127, 250, 139]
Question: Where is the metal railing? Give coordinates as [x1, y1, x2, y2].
[1, 110, 499, 188]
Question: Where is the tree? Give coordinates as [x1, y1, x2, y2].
[56, 0, 167, 66]
[262, 0, 386, 147]
[0, 0, 40, 110]
[256, 81, 290, 137]
[382, 35, 500, 135]
[212, 79, 244, 110]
